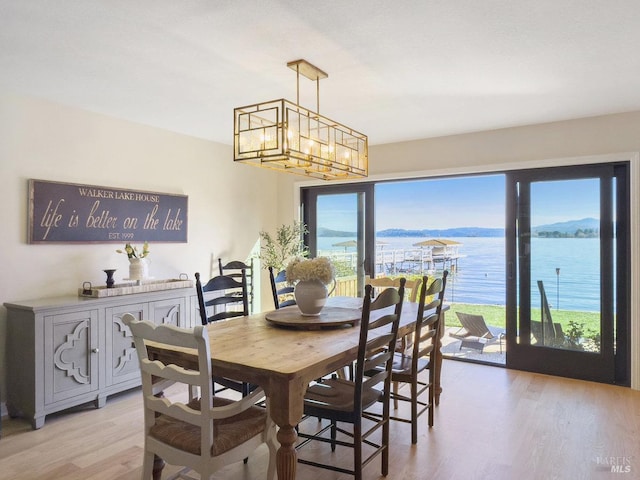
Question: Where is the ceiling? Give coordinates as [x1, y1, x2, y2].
[2, 0, 640, 146]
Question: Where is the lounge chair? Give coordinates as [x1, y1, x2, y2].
[450, 312, 504, 353]
[532, 280, 565, 346]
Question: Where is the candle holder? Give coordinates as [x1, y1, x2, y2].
[104, 269, 117, 288]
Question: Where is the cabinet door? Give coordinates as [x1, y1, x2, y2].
[44, 310, 99, 404]
[150, 297, 186, 327]
[105, 303, 148, 387]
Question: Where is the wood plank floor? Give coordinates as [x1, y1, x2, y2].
[1, 360, 639, 479]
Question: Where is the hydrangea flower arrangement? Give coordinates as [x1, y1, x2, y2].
[286, 257, 335, 285]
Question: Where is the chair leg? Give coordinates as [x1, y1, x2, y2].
[393, 381, 399, 409]
[411, 379, 418, 444]
[330, 419, 337, 452]
[354, 420, 363, 480]
[142, 450, 155, 480]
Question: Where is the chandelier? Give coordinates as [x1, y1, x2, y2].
[233, 59, 368, 180]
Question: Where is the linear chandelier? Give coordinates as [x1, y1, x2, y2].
[233, 59, 368, 180]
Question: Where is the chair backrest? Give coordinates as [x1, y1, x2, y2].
[411, 270, 448, 365]
[195, 271, 248, 325]
[366, 276, 422, 303]
[354, 279, 406, 412]
[218, 258, 254, 313]
[537, 280, 563, 342]
[455, 312, 494, 338]
[268, 266, 296, 309]
[122, 314, 216, 460]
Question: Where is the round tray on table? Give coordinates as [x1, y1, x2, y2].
[265, 305, 361, 330]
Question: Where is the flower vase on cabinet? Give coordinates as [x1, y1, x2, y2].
[128, 258, 149, 281]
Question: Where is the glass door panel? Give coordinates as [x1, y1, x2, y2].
[505, 164, 625, 383]
[302, 184, 374, 298]
[528, 179, 602, 353]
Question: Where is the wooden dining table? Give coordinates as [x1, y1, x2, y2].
[148, 297, 447, 480]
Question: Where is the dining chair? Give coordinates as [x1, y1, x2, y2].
[268, 266, 296, 309]
[195, 271, 256, 397]
[386, 270, 448, 444]
[296, 279, 406, 480]
[195, 271, 249, 324]
[122, 314, 277, 480]
[366, 275, 423, 356]
[218, 258, 255, 314]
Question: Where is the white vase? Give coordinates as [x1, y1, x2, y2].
[129, 258, 149, 280]
[294, 279, 328, 316]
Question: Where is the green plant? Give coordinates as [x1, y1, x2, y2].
[566, 320, 585, 350]
[259, 221, 309, 271]
[116, 242, 150, 259]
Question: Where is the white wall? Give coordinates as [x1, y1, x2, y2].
[0, 93, 283, 406]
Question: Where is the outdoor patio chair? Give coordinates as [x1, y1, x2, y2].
[450, 312, 504, 353]
[533, 280, 566, 346]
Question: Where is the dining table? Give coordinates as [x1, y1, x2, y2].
[147, 296, 447, 480]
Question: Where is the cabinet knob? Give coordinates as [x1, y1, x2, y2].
[92, 348, 99, 353]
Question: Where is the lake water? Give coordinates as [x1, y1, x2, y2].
[318, 236, 600, 312]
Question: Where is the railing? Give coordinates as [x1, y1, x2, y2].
[321, 248, 448, 276]
[332, 275, 358, 297]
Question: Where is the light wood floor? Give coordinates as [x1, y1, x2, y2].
[1, 360, 639, 479]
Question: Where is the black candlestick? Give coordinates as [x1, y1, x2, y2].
[104, 269, 116, 288]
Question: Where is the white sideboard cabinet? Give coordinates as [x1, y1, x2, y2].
[4, 288, 197, 429]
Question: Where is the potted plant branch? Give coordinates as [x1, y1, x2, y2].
[259, 221, 309, 271]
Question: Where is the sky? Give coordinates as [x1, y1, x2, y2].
[316, 174, 602, 232]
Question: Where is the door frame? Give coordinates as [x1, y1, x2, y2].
[294, 151, 639, 388]
[301, 182, 375, 297]
[505, 162, 630, 384]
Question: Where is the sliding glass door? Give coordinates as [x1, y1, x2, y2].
[302, 183, 375, 298]
[506, 163, 629, 384]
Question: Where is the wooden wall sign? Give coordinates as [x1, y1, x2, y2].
[28, 179, 188, 244]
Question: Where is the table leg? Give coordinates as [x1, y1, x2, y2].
[276, 425, 298, 479]
[267, 381, 306, 480]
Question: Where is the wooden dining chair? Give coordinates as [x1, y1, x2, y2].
[122, 314, 277, 480]
[195, 271, 249, 324]
[296, 279, 406, 480]
[366, 275, 423, 357]
[218, 258, 255, 314]
[195, 271, 256, 397]
[268, 266, 296, 309]
[386, 270, 448, 444]
[365, 275, 422, 303]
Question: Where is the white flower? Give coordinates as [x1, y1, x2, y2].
[286, 257, 335, 285]
[116, 242, 150, 259]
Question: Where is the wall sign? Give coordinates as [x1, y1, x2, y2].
[28, 179, 188, 244]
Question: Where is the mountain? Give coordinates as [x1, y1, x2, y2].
[317, 227, 356, 237]
[316, 219, 598, 238]
[532, 217, 599, 237]
[318, 227, 504, 237]
[377, 227, 504, 237]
